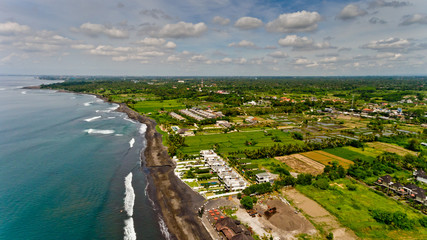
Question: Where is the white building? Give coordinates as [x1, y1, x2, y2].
[255, 172, 271, 183]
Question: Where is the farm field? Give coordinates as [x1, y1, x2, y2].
[300, 150, 354, 169]
[181, 130, 300, 155]
[275, 154, 324, 175]
[297, 178, 427, 239]
[131, 99, 185, 113]
[323, 147, 378, 163]
[367, 142, 417, 156]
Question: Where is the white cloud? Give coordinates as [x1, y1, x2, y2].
[12, 30, 72, 53]
[266, 11, 321, 33]
[165, 41, 176, 49]
[136, 37, 166, 46]
[400, 14, 427, 26]
[0, 22, 30, 35]
[221, 57, 232, 63]
[212, 16, 230, 25]
[234, 17, 263, 30]
[361, 37, 412, 51]
[376, 52, 402, 60]
[319, 56, 338, 63]
[73, 22, 129, 38]
[278, 35, 333, 50]
[337, 4, 367, 20]
[71, 44, 95, 50]
[189, 54, 208, 62]
[268, 50, 288, 58]
[89, 45, 131, 56]
[369, 0, 410, 9]
[228, 40, 256, 48]
[167, 55, 180, 62]
[157, 21, 207, 38]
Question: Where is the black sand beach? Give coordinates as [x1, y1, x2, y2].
[116, 103, 212, 240]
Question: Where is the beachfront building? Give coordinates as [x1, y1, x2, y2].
[200, 150, 248, 192]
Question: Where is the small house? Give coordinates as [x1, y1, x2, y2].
[377, 175, 393, 187]
[414, 169, 427, 184]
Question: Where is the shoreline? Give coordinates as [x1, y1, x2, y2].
[34, 87, 212, 240]
[116, 103, 211, 240]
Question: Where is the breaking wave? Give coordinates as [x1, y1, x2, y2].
[124, 117, 137, 124]
[139, 124, 147, 134]
[145, 179, 171, 239]
[124, 173, 135, 217]
[84, 116, 101, 122]
[124, 172, 136, 240]
[21, 91, 27, 94]
[123, 217, 136, 240]
[129, 138, 135, 148]
[83, 102, 93, 106]
[84, 129, 115, 135]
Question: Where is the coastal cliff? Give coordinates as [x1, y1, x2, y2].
[116, 104, 212, 240]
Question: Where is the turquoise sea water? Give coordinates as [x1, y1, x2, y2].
[0, 76, 164, 239]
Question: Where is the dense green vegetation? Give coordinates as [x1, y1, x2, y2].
[297, 178, 427, 239]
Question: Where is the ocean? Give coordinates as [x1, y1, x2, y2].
[0, 76, 165, 240]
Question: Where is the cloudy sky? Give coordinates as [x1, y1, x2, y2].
[1, 0, 426, 76]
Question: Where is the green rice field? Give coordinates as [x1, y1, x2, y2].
[181, 130, 301, 155]
[131, 99, 185, 113]
[297, 178, 427, 239]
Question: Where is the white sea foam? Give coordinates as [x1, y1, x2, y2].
[123, 217, 136, 240]
[124, 173, 135, 217]
[0, 88, 6, 91]
[96, 109, 109, 113]
[110, 104, 119, 110]
[129, 138, 135, 148]
[115, 134, 124, 136]
[84, 116, 101, 122]
[123, 117, 136, 124]
[21, 91, 27, 94]
[107, 117, 116, 119]
[83, 102, 93, 106]
[139, 124, 147, 134]
[84, 129, 115, 135]
[158, 217, 171, 239]
[144, 180, 171, 239]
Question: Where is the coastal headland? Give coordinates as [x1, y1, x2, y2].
[116, 103, 212, 240]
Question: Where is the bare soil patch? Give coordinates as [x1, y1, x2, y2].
[276, 154, 324, 175]
[234, 196, 316, 239]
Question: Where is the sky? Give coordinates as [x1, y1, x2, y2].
[0, 0, 427, 76]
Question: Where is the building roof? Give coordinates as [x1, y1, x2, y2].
[415, 169, 427, 179]
[378, 175, 393, 184]
[231, 233, 255, 240]
[255, 172, 270, 178]
[391, 182, 403, 189]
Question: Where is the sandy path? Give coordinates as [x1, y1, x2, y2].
[283, 188, 358, 240]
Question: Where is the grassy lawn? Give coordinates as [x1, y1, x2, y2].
[131, 99, 185, 113]
[297, 178, 427, 239]
[180, 130, 301, 155]
[323, 146, 377, 163]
